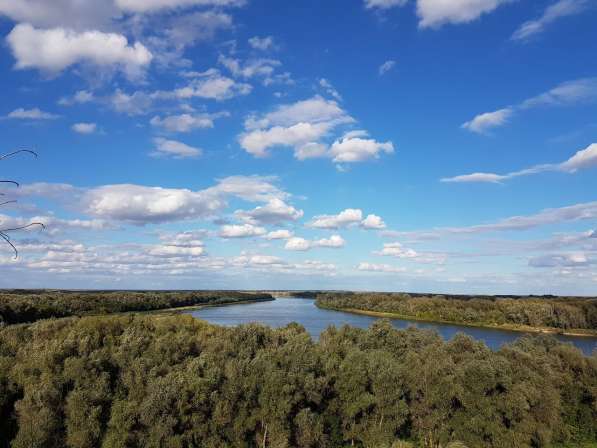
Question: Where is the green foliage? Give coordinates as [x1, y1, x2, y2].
[0, 316, 595, 447]
[0, 290, 273, 325]
[316, 292, 597, 331]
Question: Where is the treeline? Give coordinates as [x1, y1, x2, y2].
[0, 315, 595, 447]
[316, 293, 597, 332]
[0, 290, 273, 325]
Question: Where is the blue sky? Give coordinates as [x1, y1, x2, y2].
[1, 0, 596, 294]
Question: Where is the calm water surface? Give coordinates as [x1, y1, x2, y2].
[188, 298, 597, 355]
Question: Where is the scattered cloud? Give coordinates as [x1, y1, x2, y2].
[5, 107, 59, 120]
[7, 24, 152, 80]
[364, 0, 407, 9]
[284, 234, 346, 251]
[528, 252, 589, 268]
[357, 262, 407, 273]
[58, 90, 94, 106]
[512, 0, 589, 41]
[248, 35, 274, 51]
[151, 137, 202, 158]
[461, 108, 513, 134]
[219, 223, 267, 238]
[114, 0, 246, 13]
[234, 198, 303, 225]
[319, 78, 342, 101]
[441, 143, 597, 183]
[309, 208, 387, 230]
[150, 111, 229, 132]
[378, 60, 396, 76]
[329, 130, 394, 163]
[361, 214, 387, 229]
[71, 122, 97, 134]
[417, 0, 512, 29]
[375, 242, 446, 264]
[264, 229, 293, 240]
[463, 78, 597, 133]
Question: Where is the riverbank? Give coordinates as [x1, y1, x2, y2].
[317, 305, 597, 338]
[146, 296, 275, 315]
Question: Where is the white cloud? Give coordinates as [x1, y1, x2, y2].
[378, 60, 396, 75]
[58, 90, 94, 106]
[376, 242, 419, 258]
[316, 234, 345, 248]
[319, 78, 342, 101]
[71, 122, 96, 134]
[461, 108, 513, 134]
[441, 172, 507, 183]
[309, 208, 363, 229]
[361, 214, 386, 229]
[441, 143, 597, 183]
[151, 137, 202, 159]
[294, 142, 328, 160]
[234, 198, 303, 225]
[239, 122, 333, 158]
[529, 253, 589, 268]
[357, 262, 407, 273]
[285, 234, 346, 251]
[219, 55, 281, 79]
[114, 0, 245, 13]
[417, 0, 512, 29]
[67, 175, 290, 225]
[147, 244, 205, 257]
[512, 0, 588, 41]
[156, 71, 252, 101]
[284, 237, 311, 251]
[463, 78, 597, 133]
[329, 131, 394, 163]
[364, 0, 407, 9]
[0, 0, 117, 30]
[265, 229, 293, 240]
[150, 112, 228, 132]
[248, 35, 274, 51]
[6, 107, 59, 120]
[7, 24, 152, 80]
[219, 223, 266, 238]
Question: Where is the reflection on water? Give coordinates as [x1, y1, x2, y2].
[188, 297, 597, 356]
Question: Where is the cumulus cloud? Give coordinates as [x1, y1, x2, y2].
[219, 223, 266, 238]
[309, 209, 363, 229]
[361, 214, 386, 229]
[71, 122, 96, 134]
[378, 60, 396, 75]
[238, 96, 364, 160]
[150, 112, 228, 132]
[248, 35, 274, 51]
[156, 70, 252, 101]
[417, 0, 512, 29]
[512, 0, 589, 41]
[67, 175, 294, 225]
[329, 131, 394, 163]
[284, 235, 346, 251]
[375, 242, 446, 264]
[234, 198, 303, 225]
[219, 54, 282, 79]
[7, 24, 152, 80]
[441, 143, 597, 183]
[151, 137, 202, 158]
[5, 107, 59, 120]
[264, 229, 293, 240]
[461, 108, 513, 134]
[309, 209, 387, 230]
[463, 78, 597, 133]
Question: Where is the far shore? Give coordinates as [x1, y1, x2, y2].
[318, 306, 597, 338]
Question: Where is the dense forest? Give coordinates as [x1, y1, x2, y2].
[316, 293, 597, 333]
[0, 315, 595, 448]
[0, 290, 272, 325]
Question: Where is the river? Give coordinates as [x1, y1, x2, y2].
[187, 297, 597, 355]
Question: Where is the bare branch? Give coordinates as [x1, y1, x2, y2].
[0, 231, 18, 258]
[0, 149, 38, 161]
[0, 180, 19, 187]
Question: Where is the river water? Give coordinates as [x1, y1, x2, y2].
[187, 297, 597, 356]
